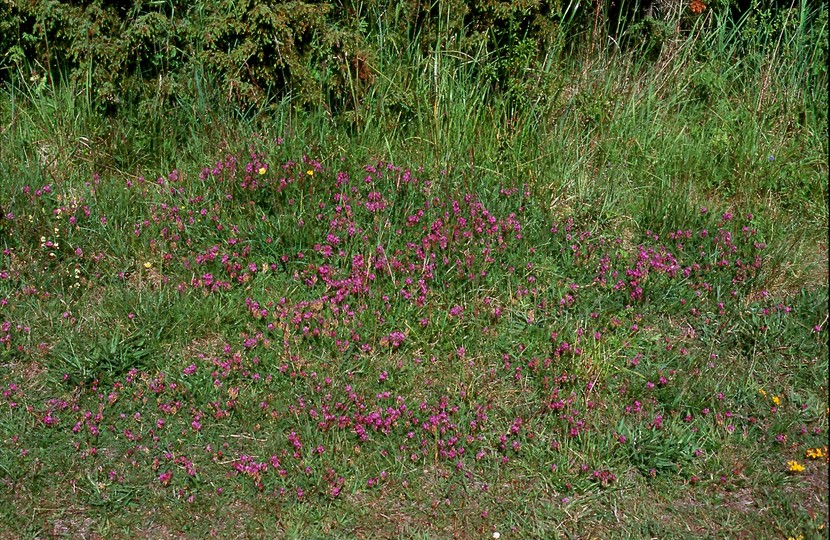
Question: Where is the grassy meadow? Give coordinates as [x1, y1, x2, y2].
[0, 2, 828, 538]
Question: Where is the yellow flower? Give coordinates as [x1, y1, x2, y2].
[144, 261, 153, 269]
[788, 535, 803, 540]
[758, 388, 766, 397]
[805, 447, 826, 459]
[771, 396, 780, 406]
[787, 460, 805, 473]
[307, 169, 314, 176]
[258, 167, 267, 175]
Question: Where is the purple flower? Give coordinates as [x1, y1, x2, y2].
[158, 471, 173, 485]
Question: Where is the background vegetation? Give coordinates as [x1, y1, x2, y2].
[0, 0, 827, 537]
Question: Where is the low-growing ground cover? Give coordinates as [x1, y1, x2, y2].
[0, 142, 826, 538]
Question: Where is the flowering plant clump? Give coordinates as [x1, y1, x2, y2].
[787, 460, 806, 473]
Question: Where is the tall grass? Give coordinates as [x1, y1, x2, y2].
[1, 3, 825, 294]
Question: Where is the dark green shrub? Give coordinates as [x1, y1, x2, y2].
[1, 0, 822, 114]
[1, 1, 187, 109]
[0, 0, 375, 111]
[194, 0, 374, 109]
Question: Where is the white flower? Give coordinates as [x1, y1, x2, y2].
[493, 533, 501, 539]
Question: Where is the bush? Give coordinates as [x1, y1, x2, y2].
[0, 0, 375, 111]
[0, 0, 818, 114]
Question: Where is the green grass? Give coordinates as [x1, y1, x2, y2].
[0, 5, 827, 539]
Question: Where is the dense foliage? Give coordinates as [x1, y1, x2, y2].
[2, 0, 815, 111]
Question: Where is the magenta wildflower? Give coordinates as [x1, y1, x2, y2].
[158, 471, 173, 485]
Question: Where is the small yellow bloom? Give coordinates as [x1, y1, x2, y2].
[758, 388, 766, 397]
[787, 460, 805, 473]
[772, 396, 780, 406]
[307, 169, 314, 176]
[144, 261, 152, 269]
[788, 535, 804, 540]
[258, 167, 267, 175]
[805, 447, 826, 459]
